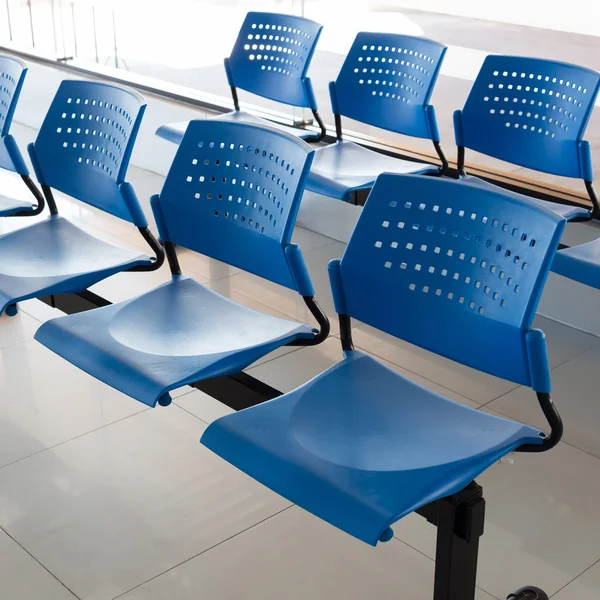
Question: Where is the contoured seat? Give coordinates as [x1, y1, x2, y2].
[0, 55, 45, 217]
[202, 173, 565, 547]
[306, 32, 448, 201]
[0, 80, 163, 316]
[156, 12, 326, 145]
[36, 120, 330, 408]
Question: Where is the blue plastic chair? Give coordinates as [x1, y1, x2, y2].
[306, 33, 447, 202]
[455, 55, 600, 293]
[201, 173, 565, 555]
[0, 80, 163, 317]
[156, 12, 325, 145]
[35, 120, 330, 408]
[455, 55, 600, 220]
[0, 55, 46, 217]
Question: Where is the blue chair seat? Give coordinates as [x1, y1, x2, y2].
[156, 110, 319, 146]
[0, 216, 151, 313]
[0, 193, 34, 217]
[201, 350, 542, 546]
[552, 238, 600, 288]
[35, 275, 315, 408]
[461, 175, 589, 221]
[307, 141, 438, 201]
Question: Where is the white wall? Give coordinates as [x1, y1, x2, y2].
[389, 0, 600, 38]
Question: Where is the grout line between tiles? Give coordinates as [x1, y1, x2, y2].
[110, 505, 294, 600]
[247, 344, 308, 371]
[479, 387, 521, 409]
[173, 402, 212, 426]
[549, 556, 600, 598]
[480, 339, 600, 410]
[386, 533, 501, 600]
[0, 333, 42, 354]
[1, 525, 82, 600]
[0, 408, 150, 473]
[350, 341, 483, 406]
[478, 402, 600, 462]
[171, 386, 196, 400]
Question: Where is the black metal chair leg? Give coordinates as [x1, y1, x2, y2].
[416, 482, 485, 600]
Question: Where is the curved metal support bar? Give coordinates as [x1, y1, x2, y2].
[312, 109, 327, 142]
[456, 146, 466, 178]
[41, 184, 59, 215]
[12, 174, 46, 217]
[128, 227, 165, 272]
[333, 113, 343, 141]
[516, 392, 563, 453]
[230, 85, 240, 112]
[586, 180, 599, 220]
[433, 141, 449, 176]
[339, 314, 354, 351]
[287, 295, 330, 346]
[163, 240, 182, 276]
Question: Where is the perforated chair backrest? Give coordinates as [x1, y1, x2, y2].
[0, 54, 27, 172]
[154, 120, 314, 292]
[331, 32, 446, 140]
[332, 174, 565, 387]
[227, 12, 322, 109]
[30, 80, 147, 225]
[455, 55, 600, 179]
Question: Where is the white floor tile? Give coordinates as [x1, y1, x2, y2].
[176, 388, 234, 425]
[0, 406, 288, 600]
[52, 194, 136, 239]
[0, 169, 39, 205]
[176, 247, 241, 281]
[125, 165, 166, 228]
[118, 506, 496, 600]
[350, 323, 515, 404]
[532, 314, 597, 369]
[88, 261, 203, 304]
[291, 225, 336, 252]
[538, 272, 600, 339]
[18, 298, 64, 324]
[553, 560, 600, 600]
[347, 314, 594, 407]
[394, 440, 600, 598]
[0, 529, 77, 600]
[0, 210, 47, 236]
[0, 310, 39, 349]
[225, 241, 345, 335]
[175, 225, 334, 282]
[488, 342, 600, 458]
[170, 385, 195, 399]
[207, 276, 317, 365]
[248, 336, 478, 408]
[0, 340, 145, 467]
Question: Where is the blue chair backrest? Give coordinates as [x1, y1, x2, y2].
[226, 12, 322, 109]
[330, 32, 446, 140]
[455, 55, 600, 180]
[0, 54, 28, 173]
[153, 120, 315, 294]
[29, 80, 148, 226]
[330, 174, 565, 390]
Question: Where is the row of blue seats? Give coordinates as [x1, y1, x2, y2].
[155, 12, 600, 292]
[0, 18, 587, 599]
[0, 75, 562, 598]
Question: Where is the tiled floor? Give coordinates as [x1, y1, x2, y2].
[1, 165, 600, 600]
